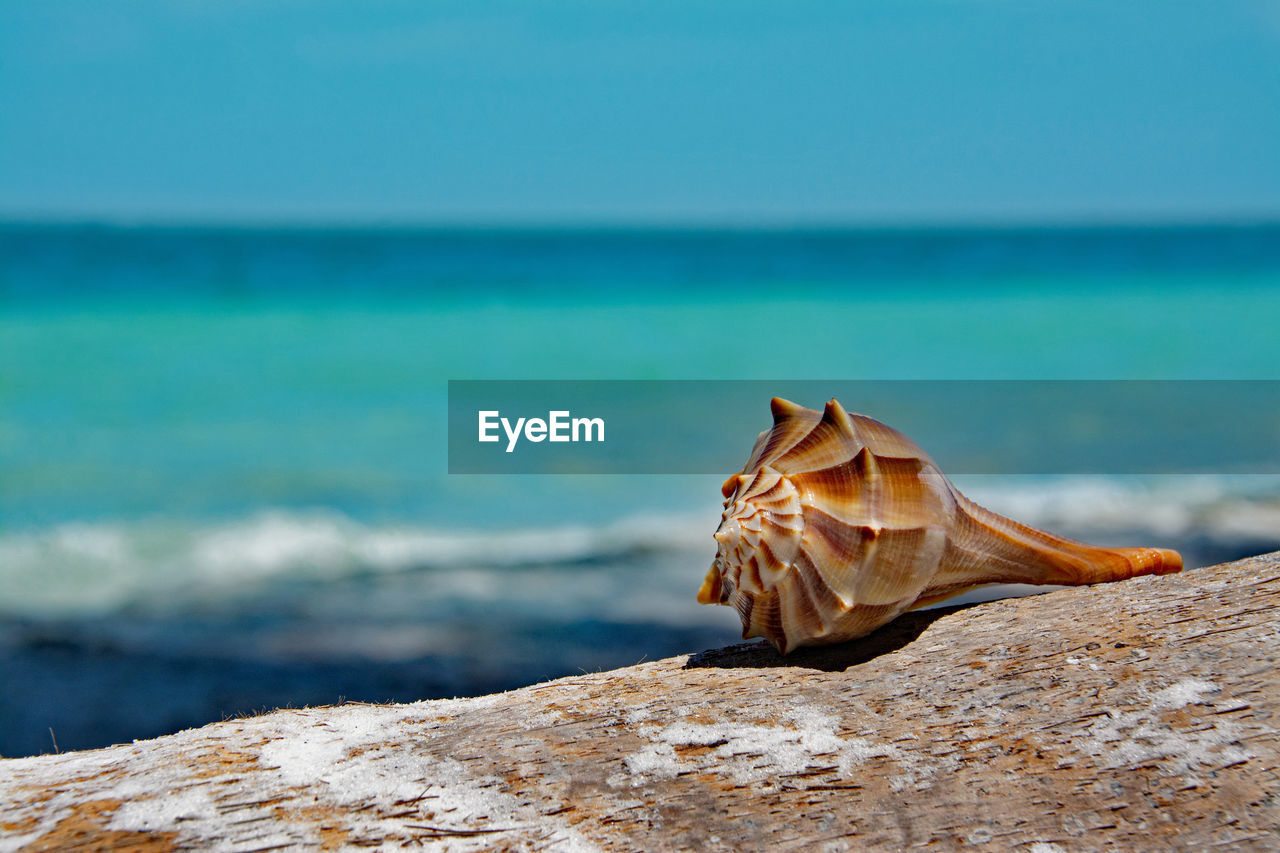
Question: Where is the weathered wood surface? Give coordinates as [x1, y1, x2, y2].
[2, 552, 1277, 852]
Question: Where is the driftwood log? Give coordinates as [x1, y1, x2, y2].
[2, 552, 1277, 851]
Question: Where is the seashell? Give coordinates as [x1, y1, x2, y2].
[697, 397, 1183, 654]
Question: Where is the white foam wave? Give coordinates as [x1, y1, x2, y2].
[2, 475, 1277, 618]
[0, 508, 720, 617]
[956, 474, 1280, 543]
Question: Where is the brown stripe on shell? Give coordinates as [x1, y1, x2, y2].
[799, 504, 874, 561]
[775, 569, 826, 652]
[759, 512, 802, 555]
[742, 554, 765, 595]
[856, 448, 882, 532]
[732, 586, 754, 629]
[742, 468, 803, 519]
[754, 532, 796, 589]
[869, 454, 952, 528]
[744, 590, 783, 645]
[768, 415, 864, 477]
[739, 401, 822, 476]
[741, 466, 782, 501]
[747, 481, 797, 513]
[795, 507, 874, 606]
[826, 600, 913, 645]
[852, 524, 946, 606]
[720, 474, 742, 499]
[737, 511, 764, 535]
[790, 453, 875, 527]
[789, 550, 850, 626]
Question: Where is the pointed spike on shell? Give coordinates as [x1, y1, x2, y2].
[770, 396, 809, 425]
[767, 406, 865, 477]
[720, 473, 744, 499]
[821, 398, 855, 432]
[720, 472, 752, 500]
[699, 396, 1185, 655]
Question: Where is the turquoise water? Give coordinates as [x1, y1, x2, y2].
[2, 223, 1279, 756]
[7, 268, 1280, 525]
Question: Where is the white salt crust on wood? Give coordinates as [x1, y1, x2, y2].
[2, 552, 1277, 851]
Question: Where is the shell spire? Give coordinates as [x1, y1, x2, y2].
[698, 397, 1182, 654]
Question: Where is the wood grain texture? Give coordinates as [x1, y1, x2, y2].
[2, 552, 1277, 852]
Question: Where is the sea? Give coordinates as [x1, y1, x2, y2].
[2, 222, 1279, 758]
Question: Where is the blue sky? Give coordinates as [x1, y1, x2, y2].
[1, 0, 1278, 224]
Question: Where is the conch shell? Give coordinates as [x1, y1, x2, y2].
[697, 397, 1183, 654]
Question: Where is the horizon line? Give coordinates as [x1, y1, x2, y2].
[3, 210, 1280, 234]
